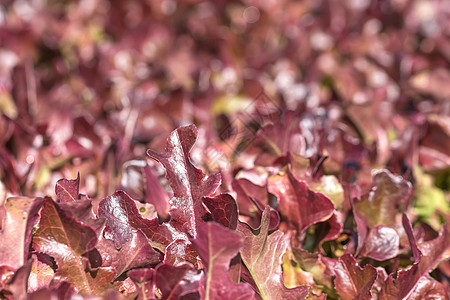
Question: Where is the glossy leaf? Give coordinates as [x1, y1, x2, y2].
[354, 170, 412, 229]
[404, 275, 449, 300]
[0, 197, 43, 269]
[202, 194, 239, 230]
[97, 230, 162, 278]
[55, 173, 80, 203]
[32, 198, 113, 295]
[164, 239, 198, 266]
[1, 0, 450, 298]
[147, 124, 221, 237]
[98, 190, 172, 250]
[359, 225, 399, 261]
[28, 254, 54, 293]
[268, 169, 334, 235]
[334, 254, 377, 300]
[237, 208, 309, 300]
[59, 200, 105, 234]
[379, 215, 450, 299]
[191, 222, 255, 300]
[155, 263, 203, 300]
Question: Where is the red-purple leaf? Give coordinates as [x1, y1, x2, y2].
[202, 194, 239, 230]
[28, 254, 54, 293]
[59, 200, 105, 235]
[143, 163, 170, 219]
[403, 275, 449, 300]
[319, 211, 344, 246]
[33, 198, 97, 255]
[97, 230, 162, 278]
[248, 196, 281, 232]
[402, 214, 422, 263]
[55, 173, 80, 203]
[290, 247, 335, 293]
[334, 254, 377, 300]
[32, 198, 113, 295]
[0, 197, 43, 269]
[370, 267, 389, 298]
[82, 268, 116, 296]
[98, 190, 172, 250]
[121, 160, 172, 221]
[237, 208, 309, 300]
[116, 231, 163, 272]
[128, 268, 156, 300]
[268, 169, 334, 235]
[379, 216, 450, 299]
[164, 239, 198, 266]
[147, 125, 221, 237]
[359, 225, 399, 261]
[232, 177, 268, 218]
[228, 255, 242, 284]
[155, 263, 203, 300]
[98, 191, 139, 248]
[28, 281, 77, 300]
[350, 191, 369, 256]
[2, 1, 450, 297]
[191, 222, 255, 300]
[354, 170, 413, 229]
[231, 175, 282, 231]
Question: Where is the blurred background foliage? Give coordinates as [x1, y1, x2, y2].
[0, 0, 448, 219]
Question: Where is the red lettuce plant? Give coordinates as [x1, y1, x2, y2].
[1, 124, 449, 299]
[0, 0, 449, 299]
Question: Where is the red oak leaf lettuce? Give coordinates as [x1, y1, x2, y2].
[96, 230, 162, 278]
[237, 208, 309, 300]
[55, 173, 80, 203]
[191, 222, 255, 300]
[0, 197, 43, 269]
[32, 198, 115, 295]
[334, 254, 377, 300]
[143, 163, 171, 219]
[98, 190, 172, 250]
[359, 225, 399, 261]
[128, 268, 156, 300]
[164, 239, 198, 266]
[155, 263, 203, 300]
[147, 124, 221, 237]
[268, 169, 334, 236]
[202, 194, 239, 230]
[354, 170, 412, 229]
[28, 254, 54, 293]
[378, 215, 450, 299]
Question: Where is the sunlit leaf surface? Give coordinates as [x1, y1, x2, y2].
[1, 0, 449, 297]
[238, 208, 310, 300]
